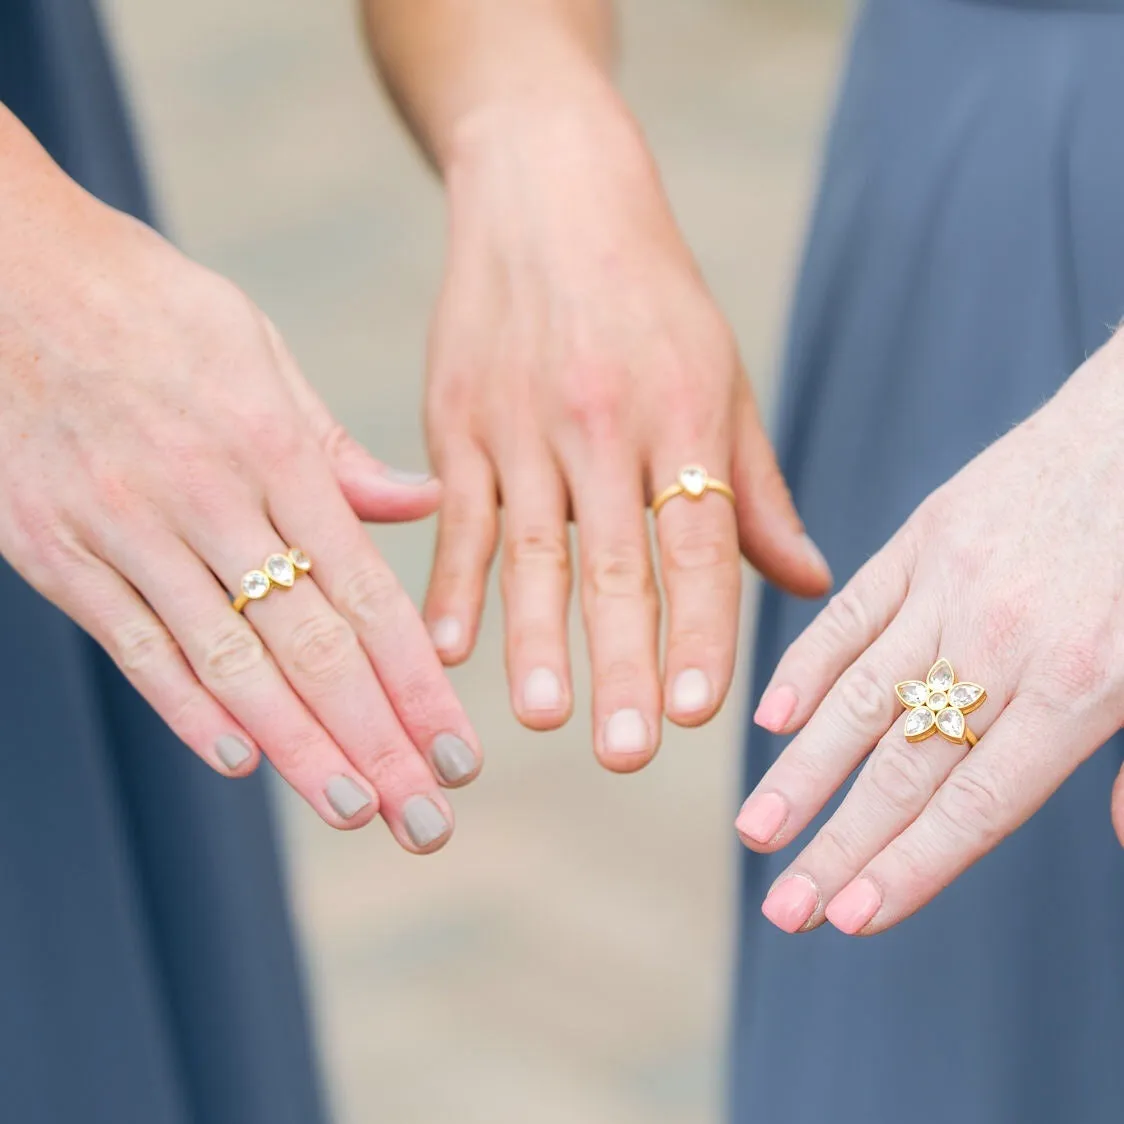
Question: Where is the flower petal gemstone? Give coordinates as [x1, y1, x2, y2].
[904, 706, 935, 740]
[289, 547, 312, 572]
[927, 691, 948, 712]
[896, 680, 929, 708]
[241, 570, 270, 600]
[680, 466, 708, 497]
[937, 707, 966, 741]
[265, 554, 296, 587]
[927, 658, 955, 692]
[949, 682, 985, 712]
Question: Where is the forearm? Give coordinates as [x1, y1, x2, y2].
[361, 0, 616, 171]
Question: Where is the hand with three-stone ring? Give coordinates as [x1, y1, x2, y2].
[737, 336, 1124, 935]
[0, 106, 479, 851]
[393, 86, 832, 766]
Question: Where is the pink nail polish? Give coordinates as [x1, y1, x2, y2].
[825, 878, 882, 935]
[735, 791, 788, 845]
[754, 685, 798, 733]
[761, 876, 819, 934]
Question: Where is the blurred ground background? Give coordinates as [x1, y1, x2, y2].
[101, 1, 847, 1120]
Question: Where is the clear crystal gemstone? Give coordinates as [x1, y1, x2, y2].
[289, 548, 312, 572]
[927, 691, 947, 712]
[680, 466, 708, 497]
[242, 570, 270, 600]
[927, 658, 954, 691]
[904, 706, 935, 738]
[949, 683, 983, 709]
[265, 554, 295, 587]
[937, 707, 965, 740]
[897, 681, 929, 707]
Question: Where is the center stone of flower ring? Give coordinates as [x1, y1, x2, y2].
[927, 692, 947, 712]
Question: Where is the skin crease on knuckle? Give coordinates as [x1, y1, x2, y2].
[202, 623, 267, 684]
[341, 566, 398, 631]
[112, 619, 178, 675]
[505, 525, 570, 576]
[866, 739, 936, 812]
[288, 615, 361, 688]
[585, 543, 655, 602]
[834, 661, 891, 732]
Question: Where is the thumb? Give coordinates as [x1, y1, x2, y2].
[1112, 759, 1124, 848]
[732, 379, 831, 598]
[323, 424, 442, 524]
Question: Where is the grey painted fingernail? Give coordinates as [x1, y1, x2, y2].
[216, 734, 253, 771]
[326, 775, 373, 820]
[432, 733, 478, 785]
[382, 466, 432, 485]
[403, 796, 450, 849]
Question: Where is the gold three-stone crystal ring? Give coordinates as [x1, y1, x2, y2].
[651, 465, 736, 516]
[231, 548, 312, 613]
[895, 658, 987, 747]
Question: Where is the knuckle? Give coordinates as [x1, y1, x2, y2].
[663, 524, 733, 576]
[271, 724, 326, 775]
[506, 525, 570, 576]
[203, 624, 267, 683]
[560, 361, 628, 438]
[288, 616, 359, 686]
[1041, 633, 1109, 704]
[585, 542, 655, 601]
[113, 619, 177, 675]
[933, 767, 1007, 844]
[867, 741, 931, 809]
[834, 662, 889, 730]
[820, 586, 869, 645]
[340, 566, 397, 630]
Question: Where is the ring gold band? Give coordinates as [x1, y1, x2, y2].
[651, 465, 736, 516]
[894, 658, 986, 747]
[232, 548, 312, 613]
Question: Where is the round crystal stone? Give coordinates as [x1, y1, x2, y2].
[289, 547, 312, 572]
[680, 466, 708, 497]
[904, 707, 935, 738]
[927, 692, 947, 712]
[241, 570, 270, 600]
[265, 554, 295, 587]
[949, 683, 982, 709]
[937, 707, 965, 739]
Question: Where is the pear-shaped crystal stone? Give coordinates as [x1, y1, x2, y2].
[927, 658, 955, 692]
[289, 547, 312, 572]
[937, 707, 966, 740]
[680, 466, 707, 497]
[896, 681, 929, 708]
[242, 570, 270, 600]
[265, 554, 295, 587]
[904, 706, 935, 738]
[949, 683, 983, 710]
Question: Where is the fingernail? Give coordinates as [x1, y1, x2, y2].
[523, 667, 563, 713]
[761, 875, 820, 934]
[802, 533, 832, 579]
[430, 616, 463, 654]
[215, 734, 253, 772]
[326, 775, 373, 820]
[736, 791, 788, 845]
[754, 685, 798, 732]
[382, 466, 432, 485]
[826, 878, 882, 935]
[671, 668, 712, 715]
[603, 708, 651, 755]
[432, 733, 478, 785]
[403, 796, 450, 849]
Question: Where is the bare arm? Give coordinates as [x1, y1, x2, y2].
[361, 0, 616, 169]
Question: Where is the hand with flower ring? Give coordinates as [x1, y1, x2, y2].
[0, 107, 480, 851]
[737, 334, 1124, 935]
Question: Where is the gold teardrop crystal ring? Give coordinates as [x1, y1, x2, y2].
[232, 548, 312, 613]
[895, 658, 987, 747]
[651, 465, 736, 516]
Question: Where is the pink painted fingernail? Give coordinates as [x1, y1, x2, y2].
[754, 685, 798, 732]
[735, 791, 788, 845]
[761, 876, 819, 934]
[825, 878, 882, 935]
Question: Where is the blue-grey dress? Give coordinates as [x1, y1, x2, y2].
[0, 5, 327, 1121]
[734, 1, 1124, 1121]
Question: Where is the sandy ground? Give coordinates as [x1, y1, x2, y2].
[101, 1, 846, 1120]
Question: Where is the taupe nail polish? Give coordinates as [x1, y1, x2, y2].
[216, 735, 252, 771]
[326, 775, 372, 820]
[403, 796, 449, 849]
[432, 733, 478, 785]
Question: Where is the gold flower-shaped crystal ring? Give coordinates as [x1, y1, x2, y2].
[895, 658, 986, 746]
